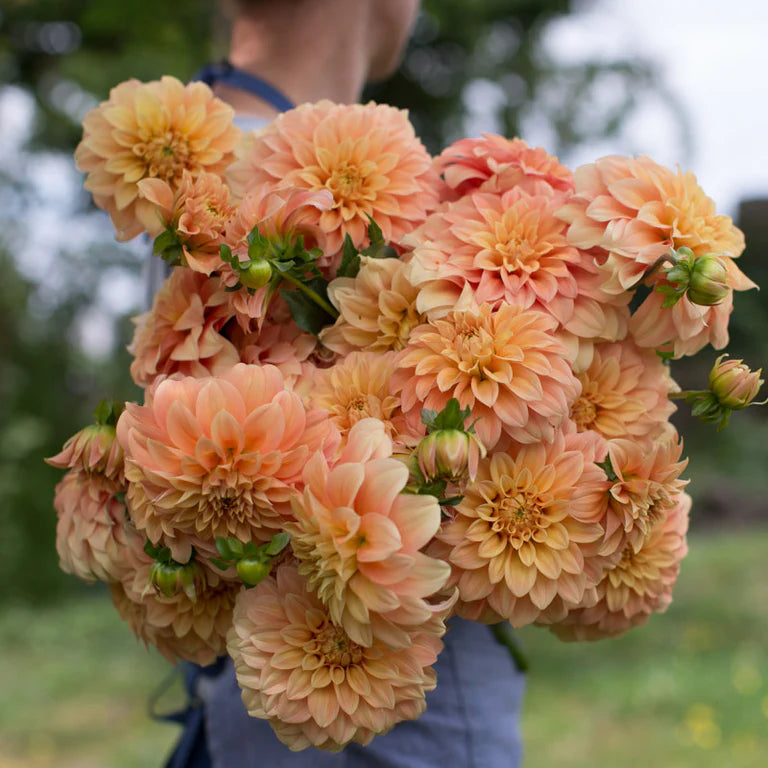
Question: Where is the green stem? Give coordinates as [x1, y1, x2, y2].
[491, 622, 529, 673]
[279, 271, 339, 319]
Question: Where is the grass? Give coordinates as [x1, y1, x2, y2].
[1, 527, 766, 767]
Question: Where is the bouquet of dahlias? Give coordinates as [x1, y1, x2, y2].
[48, 75, 764, 751]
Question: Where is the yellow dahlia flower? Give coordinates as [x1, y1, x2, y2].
[117, 364, 340, 562]
[227, 101, 440, 258]
[75, 76, 240, 240]
[393, 302, 580, 450]
[228, 563, 443, 751]
[287, 419, 452, 649]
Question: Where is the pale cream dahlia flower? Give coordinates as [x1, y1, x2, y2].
[228, 563, 443, 751]
[75, 76, 239, 241]
[117, 364, 340, 562]
[320, 256, 424, 354]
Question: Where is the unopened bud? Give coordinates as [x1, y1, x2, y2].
[239, 258, 272, 289]
[709, 354, 764, 409]
[236, 556, 272, 587]
[417, 428, 486, 484]
[687, 254, 730, 306]
[149, 559, 207, 602]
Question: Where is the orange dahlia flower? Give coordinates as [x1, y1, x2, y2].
[287, 419, 452, 649]
[434, 430, 605, 627]
[408, 188, 586, 324]
[117, 364, 340, 563]
[435, 134, 573, 199]
[550, 492, 690, 641]
[393, 302, 580, 450]
[571, 338, 676, 440]
[53, 470, 139, 583]
[227, 101, 440, 258]
[75, 76, 239, 241]
[228, 563, 443, 751]
[320, 256, 423, 355]
[129, 268, 238, 388]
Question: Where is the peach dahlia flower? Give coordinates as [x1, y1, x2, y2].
[306, 351, 415, 446]
[320, 256, 424, 355]
[129, 268, 238, 388]
[287, 419, 453, 649]
[228, 563, 443, 751]
[75, 76, 239, 241]
[559, 154, 755, 357]
[571, 338, 676, 440]
[435, 134, 573, 199]
[137, 170, 234, 274]
[393, 303, 580, 450]
[46, 422, 124, 483]
[112, 551, 240, 665]
[550, 492, 690, 641]
[227, 101, 440, 257]
[117, 364, 340, 563]
[434, 430, 605, 627]
[53, 470, 139, 583]
[599, 431, 689, 557]
[408, 188, 586, 324]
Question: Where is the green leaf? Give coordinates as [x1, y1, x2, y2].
[215, 537, 234, 560]
[219, 243, 235, 265]
[266, 532, 290, 556]
[226, 537, 244, 558]
[360, 216, 398, 259]
[209, 557, 230, 571]
[595, 457, 617, 483]
[421, 398, 471, 432]
[280, 286, 335, 335]
[337, 234, 362, 278]
[441, 495, 464, 507]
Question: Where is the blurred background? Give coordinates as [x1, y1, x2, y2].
[0, 0, 766, 766]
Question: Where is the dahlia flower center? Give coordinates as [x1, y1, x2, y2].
[481, 490, 546, 545]
[572, 396, 598, 429]
[208, 489, 252, 525]
[311, 621, 364, 667]
[134, 131, 191, 181]
[327, 162, 367, 203]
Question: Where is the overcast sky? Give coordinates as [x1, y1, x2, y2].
[535, 0, 768, 217]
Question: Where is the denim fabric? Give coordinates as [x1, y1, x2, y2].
[201, 618, 525, 768]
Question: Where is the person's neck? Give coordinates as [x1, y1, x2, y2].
[220, 7, 371, 118]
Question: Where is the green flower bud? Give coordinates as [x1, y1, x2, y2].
[686, 254, 730, 306]
[149, 559, 207, 602]
[236, 556, 272, 587]
[239, 258, 273, 289]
